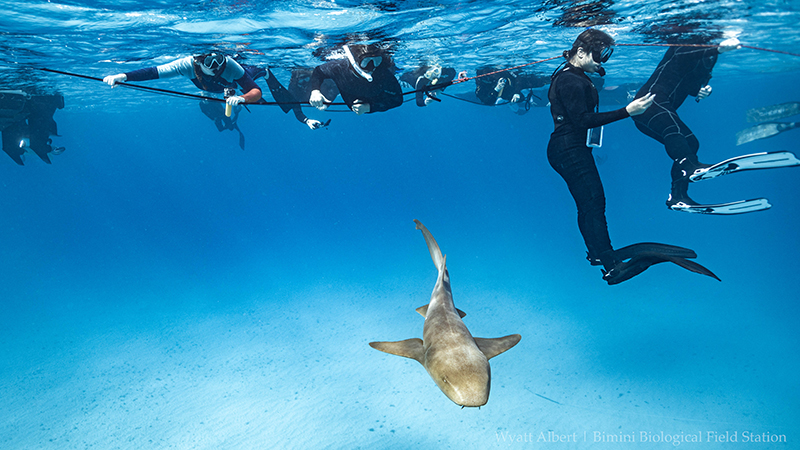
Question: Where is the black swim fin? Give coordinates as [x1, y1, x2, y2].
[602, 245, 720, 285]
[612, 242, 697, 261]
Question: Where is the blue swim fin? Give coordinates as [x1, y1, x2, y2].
[689, 151, 800, 182]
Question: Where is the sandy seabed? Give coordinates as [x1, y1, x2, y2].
[1, 265, 795, 450]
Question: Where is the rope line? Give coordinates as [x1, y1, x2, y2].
[34, 42, 800, 106]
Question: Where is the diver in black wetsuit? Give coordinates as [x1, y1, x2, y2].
[1, 91, 65, 165]
[547, 29, 719, 284]
[631, 38, 741, 208]
[547, 29, 653, 275]
[308, 44, 403, 115]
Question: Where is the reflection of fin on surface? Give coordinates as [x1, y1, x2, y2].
[736, 122, 799, 145]
[602, 243, 719, 285]
[746, 102, 800, 123]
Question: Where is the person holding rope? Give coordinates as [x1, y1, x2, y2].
[474, 65, 548, 112]
[308, 43, 403, 115]
[399, 64, 457, 107]
[102, 52, 262, 104]
[547, 28, 719, 284]
[103, 52, 263, 148]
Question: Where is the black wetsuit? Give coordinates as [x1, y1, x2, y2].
[1, 93, 64, 165]
[632, 47, 718, 189]
[308, 59, 403, 113]
[547, 63, 630, 266]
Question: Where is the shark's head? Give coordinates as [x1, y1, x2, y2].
[429, 346, 491, 407]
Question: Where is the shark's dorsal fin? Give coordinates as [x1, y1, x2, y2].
[416, 304, 466, 318]
[369, 338, 424, 364]
[474, 334, 522, 360]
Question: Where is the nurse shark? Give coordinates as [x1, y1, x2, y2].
[369, 220, 521, 407]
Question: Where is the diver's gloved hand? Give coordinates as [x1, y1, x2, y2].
[626, 92, 655, 116]
[697, 85, 713, 101]
[226, 95, 246, 106]
[351, 100, 370, 115]
[304, 118, 323, 130]
[511, 94, 521, 103]
[309, 90, 330, 110]
[718, 37, 741, 53]
[103, 73, 127, 87]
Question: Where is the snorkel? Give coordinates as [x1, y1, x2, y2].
[343, 45, 374, 82]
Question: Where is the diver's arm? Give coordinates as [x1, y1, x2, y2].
[234, 74, 262, 103]
[308, 64, 337, 110]
[106, 56, 194, 85]
[559, 75, 629, 128]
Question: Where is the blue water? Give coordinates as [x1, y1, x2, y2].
[1, 1, 799, 449]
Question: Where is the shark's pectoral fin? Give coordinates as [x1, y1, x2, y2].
[474, 334, 521, 360]
[369, 338, 425, 364]
[416, 304, 466, 318]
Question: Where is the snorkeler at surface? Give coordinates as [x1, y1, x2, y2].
[474, 66, 548, 113]
[546, 28, 719, 285]
[399, 64, 457, 107]
[308, 43, 403, 115]
[103, 52, 263, 148]
[103, 52, 262, 105]
[632, 38, 800, 214]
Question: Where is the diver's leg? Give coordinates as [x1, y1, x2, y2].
[264, 69, 298, 115]
[635, 104, 705, 204]
[548, 139, 615, 270]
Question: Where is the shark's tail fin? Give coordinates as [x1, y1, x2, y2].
[414, 220, 445, 272]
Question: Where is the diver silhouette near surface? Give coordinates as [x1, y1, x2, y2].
[0, 90, 65, 165]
